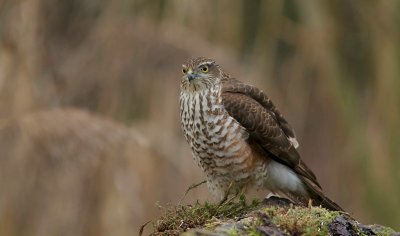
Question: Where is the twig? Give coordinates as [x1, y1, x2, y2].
[179, 180, 207, 204]
[138, 220, 151, 236]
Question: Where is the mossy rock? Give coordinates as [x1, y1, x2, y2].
[149, 196, 399, 236]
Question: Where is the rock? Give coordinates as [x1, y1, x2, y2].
[151, 196, 399, 236]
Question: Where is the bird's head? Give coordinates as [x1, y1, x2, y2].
[180, 57, 224, 92]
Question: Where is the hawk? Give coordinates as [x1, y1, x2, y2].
[179, 57, 342, 211]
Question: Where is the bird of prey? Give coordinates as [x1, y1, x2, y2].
[179, 57, 342, 211]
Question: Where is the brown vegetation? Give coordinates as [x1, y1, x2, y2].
[0, 109, 181, 235]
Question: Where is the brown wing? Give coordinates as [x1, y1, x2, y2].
[221, 78, 320, 187]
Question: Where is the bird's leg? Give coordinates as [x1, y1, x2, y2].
[217, 182, 235, 207]
[217, 182, 245, 208]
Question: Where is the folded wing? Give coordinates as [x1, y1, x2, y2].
[221, 78, 320, 188]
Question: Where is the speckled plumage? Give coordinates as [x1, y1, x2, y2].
[179, 57, 342, 211]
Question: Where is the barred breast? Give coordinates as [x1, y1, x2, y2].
[179, 85, 268, 199]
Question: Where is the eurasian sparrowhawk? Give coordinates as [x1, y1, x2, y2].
[179, 57, 342, 211]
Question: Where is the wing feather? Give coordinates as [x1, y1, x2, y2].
[222, 78, 298, 148]
[221, 79, 319, 187]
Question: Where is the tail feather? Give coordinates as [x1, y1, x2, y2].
[301, 176, 344, 211]
[318, 193, 343, 211]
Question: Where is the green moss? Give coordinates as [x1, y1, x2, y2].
[242, 220, 263, 236]
[152, 194, 260, 235]
[248, 231, 262, 236]
[263, 205, 340, 235]
[152, 197, 398, 236]
[227, 228, 239, 236]
[371, 225, 396, 236]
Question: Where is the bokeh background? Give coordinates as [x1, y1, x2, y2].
[0, 0, 399, 235]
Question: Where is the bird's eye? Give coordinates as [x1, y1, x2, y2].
[200, 65, 209, 73]
[182, 68, 188, 74]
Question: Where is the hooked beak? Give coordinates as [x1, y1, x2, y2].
[187, 73, 196, 82]
[187, 70, 196, 82]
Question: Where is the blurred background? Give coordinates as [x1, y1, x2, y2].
[0, 0, 399, 235]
